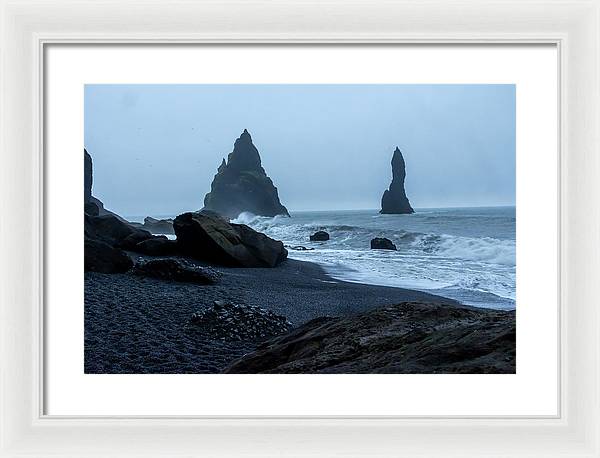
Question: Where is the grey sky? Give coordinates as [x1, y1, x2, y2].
[84, 84, 515, 217]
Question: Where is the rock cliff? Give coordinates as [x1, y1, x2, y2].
[203, 130, 289, 219]
[380, 147, 414, 214]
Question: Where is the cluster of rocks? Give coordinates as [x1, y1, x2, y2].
[225, 302, 516, 374]
[84, 148, 288, 274]
[132, 259, 220, 285]
[189, 301, 293, 341]
[308, 230, 397, 251]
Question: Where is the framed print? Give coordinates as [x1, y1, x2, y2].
[1, 0, 599, 457]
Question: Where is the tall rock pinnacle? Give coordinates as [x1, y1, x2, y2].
[203, 130, 290, 219]
[380, 147, 414, 214]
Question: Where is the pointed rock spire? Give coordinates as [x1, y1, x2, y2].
[203, 130, 289, 219]
[380, 147, 414, 214]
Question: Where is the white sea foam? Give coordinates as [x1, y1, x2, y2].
[234, 208, 516, 309]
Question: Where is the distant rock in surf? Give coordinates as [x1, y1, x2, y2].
[380, 147, 414, 214]
[310, 231, 330, 242]
[370, 237, 397, 250]
[203, 129, 289, 219]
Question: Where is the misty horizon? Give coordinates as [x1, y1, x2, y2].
[85, 84, 516, 216]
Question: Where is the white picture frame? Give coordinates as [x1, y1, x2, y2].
[0, 0, 598, 456]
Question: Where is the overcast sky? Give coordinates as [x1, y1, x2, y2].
[84, 84, 515, 217]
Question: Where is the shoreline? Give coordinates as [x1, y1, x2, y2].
[85, 257, 474, 374]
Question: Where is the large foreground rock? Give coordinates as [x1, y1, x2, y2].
[225, 302, 515, 374]
[380, 147, 414, 214]
[203, 129, 289, 219]
[174, 211, 287, 267]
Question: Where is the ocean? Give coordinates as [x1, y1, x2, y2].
[231, 207, 516, 310]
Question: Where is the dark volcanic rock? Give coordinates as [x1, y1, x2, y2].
[370, 237, 397, 250]
[133, 237, 179, 256]
[132, 259, 220, 285]
[84, 238, 133, 273]
[189, 301, 293, 341]
[225, 302, 516, 374]
[133, 216, 175, 235]
[173, 211, 287, 268]
[380, 147, 414, 214]
[84, 148, 93, 204]
[203, 129, 289, 219]
[85, 213, 154, 249]
[285, 245, 315, 251]
[310, 230, 330, 241]
[84, 148, 128, 220]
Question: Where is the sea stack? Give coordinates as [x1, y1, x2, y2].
[203, 129, 290, 219]
[380, 147, 414, 214]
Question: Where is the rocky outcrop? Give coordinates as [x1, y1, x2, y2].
[310, 231, 329, 241]
[380, 147, 414, 214]
[189, 301, 292, 341]
[132, 259, 220, 285]
[84, 238, 134, 273]
[173, 211, 288, 267]
[203, 129, 289, 219]
[225, 302, 516, 374]
[85, 213, 154, 250]
[84, 148, 126, 220]
[370, 237, 397, 250]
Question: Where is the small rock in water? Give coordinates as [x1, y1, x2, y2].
[189, 301, 293, 341]
[370, 237, 397, 250]
[310, 231, 330, 241]
[285, 245, 315, 251]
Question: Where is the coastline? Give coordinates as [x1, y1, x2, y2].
[85, 257, 471, 374]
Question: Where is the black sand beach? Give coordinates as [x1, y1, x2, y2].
[84, 257, 464, 374]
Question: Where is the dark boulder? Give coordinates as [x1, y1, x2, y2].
[225, 302, 516, 374]
[173, 211, 287, 268]
[380, 147, 414, 214]
[203, 129, 289, 219]
[132, 259, 220, 285]
[309, 230, 329, 241]
[84, 238, 133, 273]
[132, 237, 179, 256]
[85, 213, 154, 249]
[370, 237, 397, 250]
